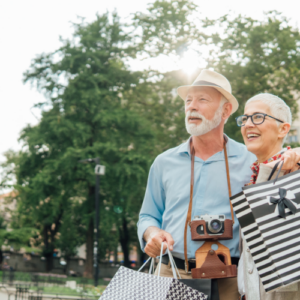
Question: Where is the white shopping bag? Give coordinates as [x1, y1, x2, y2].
[99, 243, 208, 300]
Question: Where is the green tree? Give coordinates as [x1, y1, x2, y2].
[19, 12, 156, 276]
[0, 192, 39, 256]
[135, 6, 300, 143]
[203, 12, 300, 141]
[133, 0, 199, 57]
[1, 1, 197, 275]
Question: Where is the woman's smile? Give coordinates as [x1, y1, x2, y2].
[246, 131, 261, 141]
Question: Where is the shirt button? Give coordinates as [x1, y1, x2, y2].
[247, 248, 250, 252]
[248, 269, 253, 274]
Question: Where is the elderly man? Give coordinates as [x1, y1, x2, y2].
[137, 69, 256, 300]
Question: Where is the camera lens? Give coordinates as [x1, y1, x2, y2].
[208, 219, 222, 233]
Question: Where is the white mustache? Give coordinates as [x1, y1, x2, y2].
[186, 111, 205, 120]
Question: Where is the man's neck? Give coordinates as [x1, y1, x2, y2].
[192, 128, 225, 161]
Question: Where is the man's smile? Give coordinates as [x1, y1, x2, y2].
[188, 117, 202, 123]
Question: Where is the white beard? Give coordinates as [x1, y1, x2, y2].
[185, 106, 223, 136]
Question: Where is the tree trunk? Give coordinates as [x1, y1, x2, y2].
[119, 216, 130, 268]
[43, 226, 53, 272]
[84, 218, 94, 278]
[83, 185, 95, 279]
[114, 247, 118, 264]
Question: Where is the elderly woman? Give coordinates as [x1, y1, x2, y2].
[236, 93, 300, 300]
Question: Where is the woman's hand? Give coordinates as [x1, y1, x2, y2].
[265, 149, 300, 171]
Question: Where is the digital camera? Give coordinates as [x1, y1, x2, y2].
[190, 214, 233, 241]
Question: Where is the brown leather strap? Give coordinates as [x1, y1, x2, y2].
[223, 139, 235, 223]
[184, 139, 195, 272]
[184, 136, 234, 272]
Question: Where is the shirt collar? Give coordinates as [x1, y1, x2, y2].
[176, 135, 240, 158]
[176, 137, 192, 156]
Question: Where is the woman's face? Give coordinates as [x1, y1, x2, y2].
[241, 101, 285, 159]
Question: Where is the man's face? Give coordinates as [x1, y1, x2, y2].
[184, 87, 223, 136]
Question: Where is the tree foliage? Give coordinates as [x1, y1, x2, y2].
[204, 12, 300, 141]
[133, 0, 199, 56]
[3, 12, 157, 275]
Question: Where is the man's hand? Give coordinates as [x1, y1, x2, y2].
[143, 227, 174, 258]
[265, 149, 300, 171]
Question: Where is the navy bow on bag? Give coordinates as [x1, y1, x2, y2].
[270, 188, 297, 218]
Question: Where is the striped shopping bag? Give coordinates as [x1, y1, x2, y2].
[231, 166, 300, 293]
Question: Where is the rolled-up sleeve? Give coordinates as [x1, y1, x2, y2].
[137, 159, 165, 251]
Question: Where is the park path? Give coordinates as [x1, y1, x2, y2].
[0, 290, 9, 300]
[0, 291, 91, 300]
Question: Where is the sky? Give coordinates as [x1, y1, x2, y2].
[0, 0, 299, 165]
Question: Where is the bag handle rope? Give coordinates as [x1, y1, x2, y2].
[138, 243, 182, 279]
[267, 160, 284, 183]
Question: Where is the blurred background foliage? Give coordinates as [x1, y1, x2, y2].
[1, 0, 300, 277]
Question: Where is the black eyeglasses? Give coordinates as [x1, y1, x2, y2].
[236, 113, 284, 127]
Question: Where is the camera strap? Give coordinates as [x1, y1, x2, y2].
[184, 135, 234, 272]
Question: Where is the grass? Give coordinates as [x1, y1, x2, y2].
[20, 247, 42, 254]
[30, 285, 107, 298]
[31, 286, 81, 296]
[0, 270, 32, 282]
[85, 286, 107, 296]
[0, 268, 110, 298]
[0, 270, 110, 290]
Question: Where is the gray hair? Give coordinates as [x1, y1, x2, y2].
[246, 93, 292, 143]
[220, 95, 229, 106]
[220, 95, 229, 123]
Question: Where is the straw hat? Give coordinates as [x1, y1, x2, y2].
[177, 69, 239, 113]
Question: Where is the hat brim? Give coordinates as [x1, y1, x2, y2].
[177, 84, 239, 114]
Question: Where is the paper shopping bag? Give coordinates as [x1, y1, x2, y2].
[100, 244, 208, 300]
[231, 166, 300, 293]
[180, 279, 219, 300]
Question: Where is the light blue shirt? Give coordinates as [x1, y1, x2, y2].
[137, 136, 256, 260]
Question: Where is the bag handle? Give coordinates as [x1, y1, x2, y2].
[138, 256, 155, 274]
[138, 243, 181, 279]
[184, 136, 234, 272]
[157, 242, 181, 279]
[183, 139, 196, 273]
[267, 160, 284, 183]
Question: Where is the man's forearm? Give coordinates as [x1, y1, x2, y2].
[143, 226, 161, 243]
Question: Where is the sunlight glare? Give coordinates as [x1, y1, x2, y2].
[179, 49, 201, 75]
